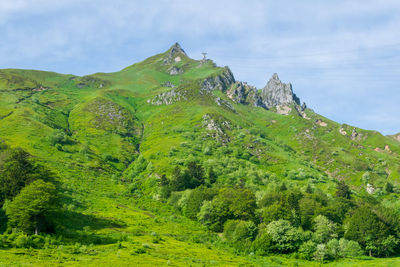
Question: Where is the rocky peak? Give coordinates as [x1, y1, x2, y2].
[169, 43, 187, 57]
[261, 73, 301, 108]
[163, 43, 187, 64]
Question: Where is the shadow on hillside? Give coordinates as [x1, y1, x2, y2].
[53, 209, 127, 245]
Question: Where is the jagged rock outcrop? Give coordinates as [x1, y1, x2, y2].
[147, 88, 187, 105]
[215, 96, 235, 112]
[163, 43, 187, 65]
[202, 113, 232, 143]
[168, 66, 183, 75]
[200, 67, 235, 92]
[261, 73, 301, 108]
[227, 82, 265, 108]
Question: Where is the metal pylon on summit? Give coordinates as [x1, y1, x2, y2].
[201, 52, 207, 60]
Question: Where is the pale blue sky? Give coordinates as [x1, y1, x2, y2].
[1, 0, 399, 134]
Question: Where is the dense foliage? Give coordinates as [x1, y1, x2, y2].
[162, 160, 400, 261]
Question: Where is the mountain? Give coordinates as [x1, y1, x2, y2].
[0, 43, 400, 266]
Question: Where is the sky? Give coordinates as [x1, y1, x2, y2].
[1, 0, 399, 135]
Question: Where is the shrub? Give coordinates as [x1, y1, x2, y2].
[298, 240, 317, 260]
[223, 220, 257, 252]
[266, 220, 306, 253]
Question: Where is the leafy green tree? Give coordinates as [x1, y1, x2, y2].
[0, 148, 52, 204]
[207, 167, 217, 185]
[197, 200, 229, 232]
[335, 180, 351, 199]
[312, 215, 338, 244]
[261, 203, 292, 225]
[338, 238, 363, 258]
[215, 188, 257, 221]
[313, 243, 328, 262]
[299, 197, 321, 230]
[251, 225, 274, 256]
[298, 240, 317, 260]
[266, 219, 306, 253]
[184, 161, 205, 188]
[6, 180, 58, 234]
[197, 188, 256, 231]
[344, 205, 391, 256]
[182, 186, 217, 219]
[223, 220, 257, 252]
[385, 182, 394, 193]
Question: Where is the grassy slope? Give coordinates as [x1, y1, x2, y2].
[0, 44, 399, 266]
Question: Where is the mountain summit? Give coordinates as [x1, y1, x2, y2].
[261, 73, 301, 108]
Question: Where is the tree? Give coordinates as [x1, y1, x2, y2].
[6, 180, 58, 234]
[335, 180, 351, 199]
[0, 148, 52, 204]
[299, 197, 322, 230]
[184, 161, 205, 188]
[223, 220, 257, 252]
[197, 188, 257, 231]
[215, 188, 257, 221]
[344, 205, 390, 256]
[182, 186, 217, 219]
[312, 215, 338, 244]
[266, 219, 306, 253]
[385, 182, 394, 193]
[207, 167, 217, 185]
[197, 200, 229, 232]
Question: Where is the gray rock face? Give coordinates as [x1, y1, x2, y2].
[227, 82, 265, 108]
[168, 66, 183, 75]
[261, 73, 300, 108]
[200, 67, 235, 92]
[163, 43, 187, 65]
[147, 88, 187, 105]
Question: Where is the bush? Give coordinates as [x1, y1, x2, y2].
[298, 240, 317, 260]
[251, 231, 273, 256]
[266, 220, 306, 253]
[338, 238, 363, 258]
[223, 220, 257, 252]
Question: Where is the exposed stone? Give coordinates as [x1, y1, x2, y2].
[385, 145, 391, 152]
[168, 66, 183, 75]
[315, 119, 327, 127]
[32, 85, 48, 92]
[227, 82, 265, 108]
[366, 183, 375, 194]
[215, 97, 235, 112]
[276, 105, 292, 115]
[148, 88, 187, 105]
[261, 73, 301, 108]
[200, 67, 235, 92]
[202, 114, 231, 143]
[163, 43, 187, 65]
[339, 128, 347, 136]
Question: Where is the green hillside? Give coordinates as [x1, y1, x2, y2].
[0, 43, 400, 266]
